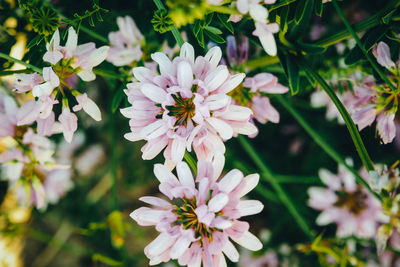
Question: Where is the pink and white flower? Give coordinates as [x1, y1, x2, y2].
[121, 42, 257, 165]
[107, 16, 144, 66]
[308, 162, 385, 238]
[0, 91, 18, 137]
[243, 73, 288, 124]
[58, 107, 78, 143]
[130, 159, 263, 266]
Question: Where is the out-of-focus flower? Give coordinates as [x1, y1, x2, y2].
[107, 16, 144, 66]
[207, 0, 278, 56]
[166, 0, 208, 28]
[239, 250, 278, 267]
[12, 27, 107, 142]
[130, 160, 263, 266]
[0, 93, 18, 138]
[121, 42, 256, 166]
[308, 161, 385, 238]
[0, 129, 70, 210]
[373, 42, 396, 71]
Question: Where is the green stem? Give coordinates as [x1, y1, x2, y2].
[331, 0, 396, 91]
[276, 95, 382, 201]
[237, 135, 314, 239]
[207, 5, 240, 15]
[274, 175, 320, 184]
[298, 59, 375, 173]
[315, 0, 399, 48]
[0, 52, 42, 73]
[80, 25, 108, 43]
[110, 98, 118, 211]
[93, 69, 126, 81]
[184, 151, 198, 174]
[153, 0, 184, 47]
[0, 69, 33, 76]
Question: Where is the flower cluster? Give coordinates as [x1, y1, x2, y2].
[13, 27, 108, 142]
[131, 160, 263, 266]
[308, 161, 384, 238]
[121, 42, 257, 166]
[107, 16, 144, 66]
[208, 0, 279, 56]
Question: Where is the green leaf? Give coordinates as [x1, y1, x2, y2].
[205, 13, 214, 26]
[196, 28, 205, 48]
[204, 26, 222, 35]
[286, 55, 300, 95]
[382, 9, 396, 24]
[314, 0, 323, 17]
[96, 11, 103, 22]
[280, 6, 289, 31]
[295, 0, 307, 24]
[345, 26, 388, 65]
[193, 20, 201, 37]
[111, 87, 125, 113]
[88, 15, 95, 27]
[204, 29, 225, 43]
[27, 35, 43, 49]
[217, 13, 234, 34]
[296, 42, 326, 54]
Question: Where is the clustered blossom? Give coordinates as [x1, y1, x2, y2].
[107, 16, 144, 66]
[121, 42, 257, 166]
[222, 36, 288, 131]
[131, 160, 263, 266]
[207, 0, 279, 56]
[12, 27, 107, 143]
[308, 161, 385, 238]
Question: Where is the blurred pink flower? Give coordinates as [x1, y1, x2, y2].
[131, 160, 263, 266]
[0, 94, 18, 137]
[121, 42, 256, 166]
[373, 42, 395, 70]
[107, 16, 143, 66]
[59, 108, 78, 143]
[308, 162, 385, 238]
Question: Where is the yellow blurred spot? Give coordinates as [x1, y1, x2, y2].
[5, 0, 15, 8]
[9, 207, 30, 223]
[5, 17, 17, 28]
[2, 33, 27, 83]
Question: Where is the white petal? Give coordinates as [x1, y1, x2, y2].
[206, 94, 230, 110]
[32, 82, 53, 97]
[130, 207, 164, 226]
[238, 200, 264, 216]
[222, 73, 245, 94]
[233, 122, 258, 136]
[204, 65, 229, 92]
[219, 105, 253, 121]
[222, 241, 239, 262]
[180, 43, 195, 64]
[65, 27, 78, 55]
[259, 33, 277, 56]
[89, 46, 109, 67]
[170, 236, 191, 259]
[141, 83, 167, 103]
[208, 193, 229, 212]
[151, 52, 174, 76]
[153, 163, 178, 183]
[177, 61, 194, 89]
[176, 162, 195, 187]
[218, 169, 243, 193]
[83, 97, 102, 121]
[206, 117, 233, 140]
[139, 196, 171, 207]
[171, 138, 186, 163]
[133, 67, 153, 82]
[249, 4, 268, 22]
[218, 255, 227, 267]
[145, 233, 176, 258]
[316, 210, 334, 225]
[124, 132, 142, 142]
[141, 120, 168, 139]
[77, 70, 96, 81]
[231, 231, 262, 251]
[238, 174, 259, 197]
[204, 46, 222, 70]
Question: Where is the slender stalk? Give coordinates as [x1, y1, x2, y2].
[110, 96, 119, 211]
[276, 95, 382, 201]
[238, 135, 314, 239]
[153, 0, 184, 47]
[298, 59, 375, 173]
[0, 69, 33, 76]
[331, 0, 396, 91]
[80, 25, 108, 43]
[274, 175, 320, 184]
[0, 52, 42, 73]
[93, 69, 126, 81]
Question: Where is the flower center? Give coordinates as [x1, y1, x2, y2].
[228, 84, 254, 106]
[172, 197, 214, 241]
[334, 188, 368, 215]
[165, 93, 196, 127]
